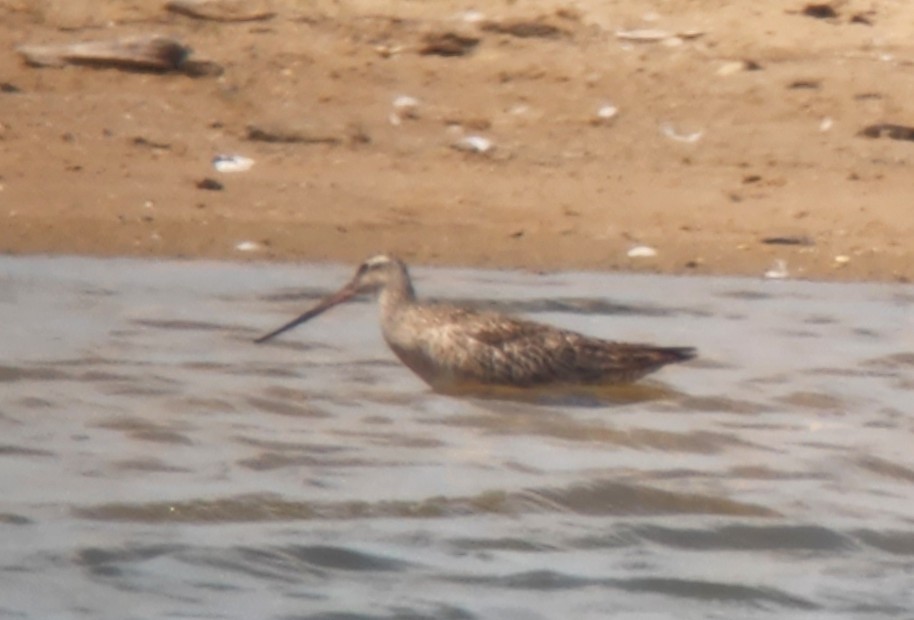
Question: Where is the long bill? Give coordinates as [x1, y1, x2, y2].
[254, 281, 359, 344]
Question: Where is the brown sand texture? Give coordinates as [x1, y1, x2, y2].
[1, 0, 913, 281]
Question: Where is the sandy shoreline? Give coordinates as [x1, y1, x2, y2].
[1, 0, 913, 282]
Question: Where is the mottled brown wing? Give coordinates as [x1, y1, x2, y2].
[450, 309, 694, 386]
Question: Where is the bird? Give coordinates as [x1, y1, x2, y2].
[255, 254, 695, 393]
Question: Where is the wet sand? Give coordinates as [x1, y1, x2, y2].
[1, 0, 913, 282]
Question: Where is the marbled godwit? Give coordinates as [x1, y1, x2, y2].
[255, 255, 695, 391]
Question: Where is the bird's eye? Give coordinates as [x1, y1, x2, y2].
[361, 257, 389, 273]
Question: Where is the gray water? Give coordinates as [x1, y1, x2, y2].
[1, 256, 913, 620]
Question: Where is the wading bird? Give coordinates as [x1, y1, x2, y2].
[255, 255, 695, 393]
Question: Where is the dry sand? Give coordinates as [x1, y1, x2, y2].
[1, 0, 913, 281]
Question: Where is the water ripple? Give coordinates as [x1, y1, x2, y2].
[3, 256, 913, 619]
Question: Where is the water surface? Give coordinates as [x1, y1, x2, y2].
[1, 257, 913, 619]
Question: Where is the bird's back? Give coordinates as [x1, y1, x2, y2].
[380, 302, 695, 389]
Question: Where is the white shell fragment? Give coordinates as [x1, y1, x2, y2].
[627, 245, 658, 258]
[393, 95, 420, 113]
[717, 61, 747, 76]
[452, 135, 493, 154]
[834, 255, 850, 265]
[458, 10, 485, 23]
[596, 104, 619, 120]
[615, 29, 672, 42]
[616, 29, 703, 45]
[212, 154, 254, 173]
[764, 259, 789, 280]
[390, 95, 420, 125]
[165, 0, 275, 22]
[819, 117, 834, 132]
[234, 241, 260, 252]
[660, 122, 704, 144]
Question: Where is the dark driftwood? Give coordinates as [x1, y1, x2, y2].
[17, 35, 222, 76]
[859, 123, 914, 142]
[19, 35, 187, 69]
[419, 32, 480, 57]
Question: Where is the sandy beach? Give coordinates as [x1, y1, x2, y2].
[1, 0, 912, 281]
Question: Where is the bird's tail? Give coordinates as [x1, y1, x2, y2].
[660, 347, 697, 363]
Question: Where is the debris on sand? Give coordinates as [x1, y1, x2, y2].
[17, 35, 221, 77]
[592, 103, 619, 125]
[456, 10, 485, 24]
[419, 32, 480, 57]
[615, 29, 704, 46]
[390, 95, 420, 125]
[132, 136, 172, 150]
[660, 122, 703, 143]
[393, 95, 420, 116]
[196, 178, 224, 191]
[717, 59, 763, 76]
[246, 120, 370, 146]
[787, 79, 820, 90]
[246, 123, 342, 145]
[764, 259, 789, 280]
[480, 18, 567, 39]
[616, 29, 668, 42]
[627, 245, 657, 258]
[235, 241, 260, 252]
[761, 235, 814, 246]
[859, 123, 914, 142]
[212, 154, 254, 173]
[165, 0, 275, 22]
[452, 135, 494, 154]
[801, 3, 839, 19]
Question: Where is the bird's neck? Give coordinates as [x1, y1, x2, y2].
[378, 268, 416, 316]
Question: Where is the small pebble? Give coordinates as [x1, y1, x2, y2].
[834, 255, 850, 265]
[196, 178, 224, 191]
[235, 241, 260, 252]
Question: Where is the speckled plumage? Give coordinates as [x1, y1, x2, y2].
[256, 255, 696, 390]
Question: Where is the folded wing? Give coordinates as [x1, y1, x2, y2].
[430, 308, 694, 386]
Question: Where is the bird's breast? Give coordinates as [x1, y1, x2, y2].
[379, 308, 475, 386]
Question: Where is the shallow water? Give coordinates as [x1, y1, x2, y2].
[1, 256, 913, 619]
